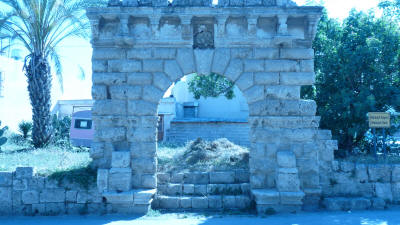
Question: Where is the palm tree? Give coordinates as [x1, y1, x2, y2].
[0, 0, 105, 148]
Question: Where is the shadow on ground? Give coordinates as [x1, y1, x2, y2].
[2, 210, 400, 225]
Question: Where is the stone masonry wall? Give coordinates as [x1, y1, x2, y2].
[0, 167, 105, 216]
[320, 161, 400, 211]
[87, 3, 336, 213]
[166, 121, 250, 146]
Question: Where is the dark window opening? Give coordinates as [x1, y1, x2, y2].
[74, 119, 92, 129]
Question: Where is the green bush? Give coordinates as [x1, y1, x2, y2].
[51, 115, 71, 148]
[18, 121, 32, 139]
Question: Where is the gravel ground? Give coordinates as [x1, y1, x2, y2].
[1, 210, 400, 225]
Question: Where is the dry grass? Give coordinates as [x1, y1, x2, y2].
[157, 138, 249, 173]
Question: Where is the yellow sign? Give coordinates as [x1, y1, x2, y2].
[368, 112, 391, 128]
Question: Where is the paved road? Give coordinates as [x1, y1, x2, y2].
[1, 210, 400, 225]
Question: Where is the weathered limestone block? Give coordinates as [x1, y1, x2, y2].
[322, 197, 350, 211]
[254, 48, 279, 59]
[92, 60, 108, 72]
[184, 172, 209, 184]
[368, 164, 391, 183]
[176, 48, 195, 75]
[22, 190, 39, 204]
[171, 172, 184, 183]
[244, 59, 264, 72]
[157, 173, 170, 184]
[235, 170, 250, 183]
[280, 191, 304, 205]
[164, 60, 183, 82]
[277, 168, 300, 192]
[93, 100, 126, 116]
[180, 197, 192, 208]
[210, 172, 235, 184]
[350, 198, 371, 211]
[40, 189, 65, 203]
[127, 72, 152, 85]
[194, 185, 207, 195]
[280, 72, 315, 85]
[192, 197, 208, 209]
[300, 60, 314, 72]
[355, 164, 368, 183]
[372, 197, 386, 209]
[340, 161, 355, 173]
[208, 195, 222, 208]
[142, 86, 164, 103]
[375, 183, 393, 201]
[244, 85, 264, 104]
[127, 100, 157, 116]
[167, 183, 182, 195]
[66, 190, 78, 203]
[112, 151, 131, 168]
[225, 59, 243, 81]
[392, 165, 400, 182]
[194, 49, 214, 75]
[207, 184, 226, 194]
[231, 48, 253, 59]
[141, 174, 156, 188]
[92, 48, 124, 60]
[277, 151, 296, 168]
[97, 169, 109, 193]
[391, 183, 400, 202]
[236, 195, 251, 208]
[0, 172, 12, 187]
[0, 187, 12, 204]
[280, 49, 314, 60]
[245, 0, 262, 6]
[127, 49, 152, 59]
[93, 73, 126, 85]
[241, 183, 251, 194]
[183, 184, 195, 195]
[13, 179, 28, 191]
[254, 72, 279, 85]
[223, 195, 236, 208]
[95, 126, 126, 142]
[298, 159, 318, 174]
[212, 48, 230, 75]
[143, 60, 163, 72]
[127, 128, 156, 143]
[154, 48, 176, 59]
[252, 189, 280, 205]
[265, 60, 299, 72]
[92, 85, 107, 100]
[235, 73, 254, 91]
[109, 85, 141, 100]
[29, 176, 45, 189]
[103, 191, 134, 204]
[153, 72, 172, 91]
[16, 167, 33, 179]
[109, 168, 132, 192]
[108, 60, 141, 73]
[159, 196, 180, 208]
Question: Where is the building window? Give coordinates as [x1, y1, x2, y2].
[74, 119, 92, 129]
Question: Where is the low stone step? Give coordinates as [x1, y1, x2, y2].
[322, 197, 386, 211]
[157, 183, 251, 196]
[153, 195, 252, 210]
[102, 189, 156, 214]
[252, 189, 305, 214]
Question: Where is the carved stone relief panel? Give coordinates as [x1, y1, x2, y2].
[193, 17, 215, 49]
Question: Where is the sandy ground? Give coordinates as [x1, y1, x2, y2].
[1, 210, 400, 225]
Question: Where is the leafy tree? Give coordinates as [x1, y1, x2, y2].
[188, 73, 235, 100]
[302, 10, 400, 153]
[0, 0, 105, 148]
[379, 0, 400, 20]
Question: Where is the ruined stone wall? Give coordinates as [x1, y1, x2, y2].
[87, 2, 336, 213]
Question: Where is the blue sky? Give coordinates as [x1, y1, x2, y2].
[57, 0, 383, 100]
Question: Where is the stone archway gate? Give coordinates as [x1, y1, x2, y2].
[87, 0, 338, 214]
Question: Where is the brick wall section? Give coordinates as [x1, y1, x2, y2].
[166, 121, 250, 147]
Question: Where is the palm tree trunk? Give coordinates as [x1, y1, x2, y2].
[25, 54, 52, 148]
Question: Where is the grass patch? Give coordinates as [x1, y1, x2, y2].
[0, 131, 92, 176]
[48, 165, 97, 190]
[158, 138, 249, 173]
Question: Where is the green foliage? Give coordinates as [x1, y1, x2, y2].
[303, 10, 400, 153]
[18, 121, 32, 139]
[0, 121, 8, 149]
[51, 115, 71, 147]
[48, 165, 97, 190]
[188, 73, 235, 100]
[379, 0, 400, 21]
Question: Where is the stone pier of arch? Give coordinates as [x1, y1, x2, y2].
[87, 0, 338, 214]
